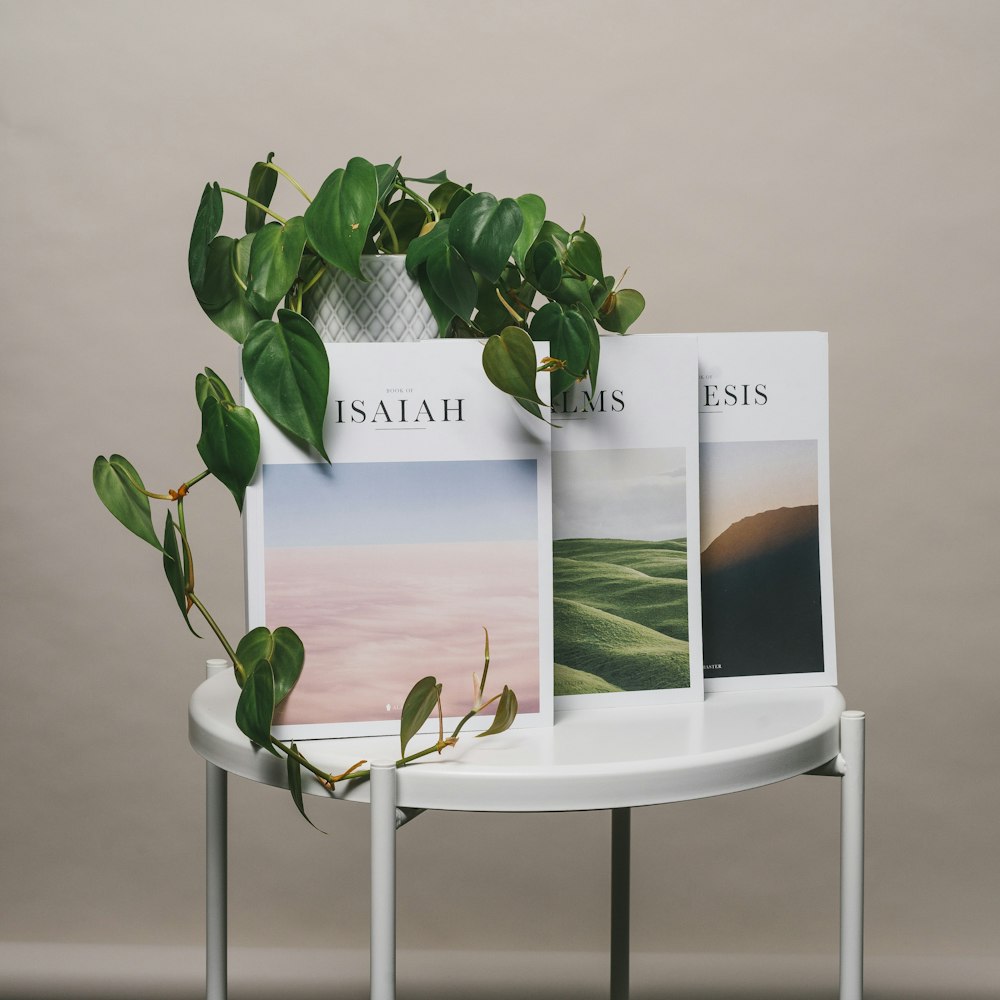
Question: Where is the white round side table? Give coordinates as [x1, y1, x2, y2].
[190, 664, 865, 1000]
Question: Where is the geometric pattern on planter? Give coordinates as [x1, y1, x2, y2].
[303, 253, 438, 344]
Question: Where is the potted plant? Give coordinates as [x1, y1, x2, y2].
[94, 154, 645, 825]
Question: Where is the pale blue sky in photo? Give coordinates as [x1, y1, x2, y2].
[552, 447, 688, 542]
[263, 460, 539, 547]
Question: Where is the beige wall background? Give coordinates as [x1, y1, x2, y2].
[2, 1, 998, 997]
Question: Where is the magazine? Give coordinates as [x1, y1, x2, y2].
[551, 333, 704, 708]
[697, 331, 837, 690]
[243, 340, 554, 739]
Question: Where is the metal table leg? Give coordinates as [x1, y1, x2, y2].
[611, 807, 631, 1000]
[370, 762, 398, 1000]
[205, 659, 229, 1000]
[839, 711, 866, 1000]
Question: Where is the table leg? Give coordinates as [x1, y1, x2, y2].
[371, 762, 398, 1000]
[205, 659, 229, 1000]
[206, 761, 228, 1000]
[611, 807, 631, 1000]
[839, 711, 865, 1000]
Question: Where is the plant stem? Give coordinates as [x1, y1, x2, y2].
[375, 204, 399, 253]
[184, 469, 211, 491]
[219, 188, 288, 226]
[300, 265, 327, 298]
[266, 162, 312, 203]
[189, 592, 243, 684]
[394, 182, 438, 222]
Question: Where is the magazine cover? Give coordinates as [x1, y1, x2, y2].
[243, 339, 554, 739]
[551, 333, 704, 708]
[697, 331, 837, 690]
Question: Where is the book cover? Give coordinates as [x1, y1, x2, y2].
[243, 340, 554, 739]
[697, 331, 837, 690]
[551, 334, 704, 708]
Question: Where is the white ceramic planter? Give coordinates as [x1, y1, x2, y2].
[303, 253, 437, 343]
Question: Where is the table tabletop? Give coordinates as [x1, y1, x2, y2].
[190, 670, 846, 812]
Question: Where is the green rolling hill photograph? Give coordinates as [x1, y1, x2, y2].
[553, 537, 690, 694]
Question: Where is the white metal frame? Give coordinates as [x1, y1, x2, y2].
[198, 662, 865, 1000]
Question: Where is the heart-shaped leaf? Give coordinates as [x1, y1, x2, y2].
[476, 686, 518, 738]
[429, 181, 472, 218]
[482, 327, 545, 417]
[374, 157, 402, 204]
[247, 217, 308, 317]
[513, 193, 546, 271]
[597, 288, 646, 333]
[199, 232, 263, 343]
[286, 743, 324, 832]
[189, 182, 224, 294]
[246, 153, 277, 233]
[93, 454, 164, 552]
[416, 267, 456, 337]
[195, 367, 235, 409]
[304, 157, 379, 280]
[426, 242, 477, 322]
[235, 626, 304, 704]
[567, 230, 604, 280]
[162, 510, 199, 636]
[524, 241, 563, 296]
[242, 310, 330, 461]
[405, 218, 450, 276]
[536, 220, 570, 257]
[530, 303, 593, 397]
[197, 396, 260, 511]
[400, 675, 441, 757]
[235, 659, 279, 755]
[448, 192, 522, 283]
[403, 169, 450, 185]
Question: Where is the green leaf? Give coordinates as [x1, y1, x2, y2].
[416, 266, 456, 336]
[246, 153, 277, 233]
[530, 303, 592, 397]
[304, 157, 379, 280]
[286, 743, 324, 832]
[597, 288, 646, 333]
[197, 232, 264, 344]
[375, 157, 402, 204]
[400, 675, 441, 757]
[405, 218, 450, 276]
[549, 276, 595, 310]
[235, 626, 304, 704]
[448, 192, 523, 283]
[477, 686, 518, 738]
[197, 396, 260, 511]
[513, 194, 546, 270]
[536, 220, 570, 256]
[378, 199, 427, 253]
[247, 217, 308, 317]
[93, 455, 164, 552]
[162, 511, 199, 636]
[566, 230, 604, 280]
[242, 310, 330, 461]
[482, 327, 545, 416]
[195, 366, 235, 409]
[189, 182, 224, 294]
[426, 242, 477, 322]
[235, 660, 279, 756]
[429, 181, 472, 217]
[585, 313, 601, 393]
[403, 169, 449, 185]
[524, 241, 562, 296]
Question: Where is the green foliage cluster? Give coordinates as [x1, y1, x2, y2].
[93, 154, 645, 824]
[188, 154, 645, 433]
